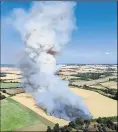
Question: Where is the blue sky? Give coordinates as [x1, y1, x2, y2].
[1, 1, 117, 64]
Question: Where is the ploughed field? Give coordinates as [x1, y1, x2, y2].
[1, 98, 53, 131]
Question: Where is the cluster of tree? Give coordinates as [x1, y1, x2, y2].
[0, 92, 6, 100]
[72, 72, 112, 81]
[47, 118, 89, 132]
[102, 88, 117, 95]
[106, 67, 116, 72]
[0, 79, 20, 83]
[47, 117, 118, 132]
[1, 87, 19, 90]
[114, 91, 118, 100]
[69, 83, 81, 88]
[10, 81, 19, 83]
[95, 117, 118, 131]
[2, 90, 6, 93]
[69, 78, 81, 82]
[109, 78, 117, 82]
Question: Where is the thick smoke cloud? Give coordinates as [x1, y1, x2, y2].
[11, 1, 92, 121]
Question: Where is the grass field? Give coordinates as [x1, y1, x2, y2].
[0, 82, 20, 88]
[1, 98, 48, 131]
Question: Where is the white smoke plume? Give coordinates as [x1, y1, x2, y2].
[11, 1, 92, 121]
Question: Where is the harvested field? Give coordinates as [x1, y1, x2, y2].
[100, 81, 117, 89]
[71, 88, 117, 118]
[1, 98, 48, 131]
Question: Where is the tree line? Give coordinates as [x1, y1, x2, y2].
[47, 116, 118, 132]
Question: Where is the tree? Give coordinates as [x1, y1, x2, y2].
[106, 119, 114, 126]
[53, 123, 60, 132]
[83, 127, 89, 132]
[96, 117, 102, 124]
[94, 124, 97, 128]
[111, 124, 115, 130]
[115, 91, 118, 100]
[61, 125, 70, 132]
[97, 125, 103, 132]
[0, 95, 6, 100]
[46, 126, 52, 132]
[2, 90, 6, 93]
[68, 121, 76, 128]
[107, 124, 111, 129]
[114, 124, 118, 131]
[102, 126, 107, 132]
[75, 118, 84, 126]
[83, 85, 87, 88]
[84, 120, 90, 125]
[65, 126, 72, 132]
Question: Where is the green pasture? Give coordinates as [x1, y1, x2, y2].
[0, 82, 20, 88]
[1, 98, 53, 131]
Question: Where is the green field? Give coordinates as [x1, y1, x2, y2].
[0, 82, 20, 88]
[1, 98, 49, 131]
